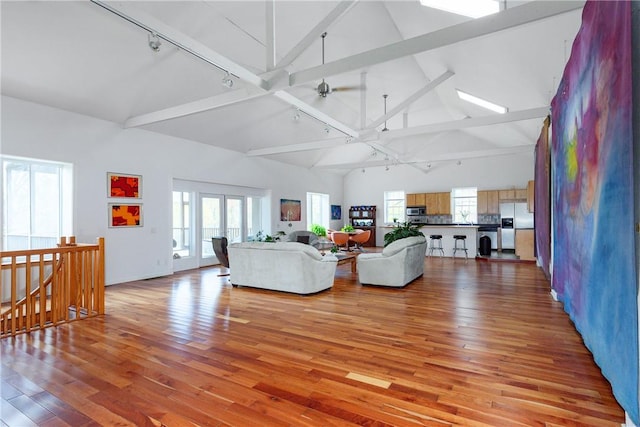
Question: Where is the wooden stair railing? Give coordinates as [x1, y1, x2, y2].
[0, 236, 105, 337]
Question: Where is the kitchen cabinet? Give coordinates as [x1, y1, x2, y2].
[515, 189, 527, 201]
[437, 192, 451, 215]
[477, 190, 499, 214]
[415, 193, 426, 206]
[424, 193, 437, 214]
[406, 193, 417, 206]
[515, 229, 535, 261]
[407, 193, 427, 207]
[527, 180, 535, 212]
[499, 189, 515, 201]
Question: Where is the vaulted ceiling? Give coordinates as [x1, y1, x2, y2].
[1, 1, 584, 173]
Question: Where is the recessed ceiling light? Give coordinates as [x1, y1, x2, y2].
[419, 0, 499, 19]
[456, 89, 508, 114]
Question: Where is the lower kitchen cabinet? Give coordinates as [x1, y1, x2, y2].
[515, 229, 535, 261]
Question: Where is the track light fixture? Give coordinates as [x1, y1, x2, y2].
[345, 135, 354, 143]
[293, 110, 301, 121]
[382, 94, 389, 132]
[221, 72, 234, 88]
[148, 32, 161, 52]
[385, 165, 390, 171]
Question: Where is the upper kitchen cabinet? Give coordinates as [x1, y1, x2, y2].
[437, 192, 451, 215]
[477, 190, 499, 214]
[527, 180, 535, 212]
[425, 193, 437, 213]
[406, 193, 426, 206]
[499, 189, 527, 202]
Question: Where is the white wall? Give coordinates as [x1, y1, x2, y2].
[344, 154, 535, 245]
[1, 96, 344, 285]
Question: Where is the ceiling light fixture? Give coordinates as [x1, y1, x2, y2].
[385, 165, 390, 171]
[221, 72, 234, 88]
[324, 125, 331, 134]
[148, 32, 161, 52]
[382, 94, 389, 132]
[419, 0, 499, 19]
[293, 110, 301, 121]
[456, 89, 508, 114]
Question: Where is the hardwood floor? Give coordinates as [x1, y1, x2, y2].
[1, 258, 625, 426]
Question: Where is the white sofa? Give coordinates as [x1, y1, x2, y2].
[228, 241, 337, 294]
[357, 235, 427, 287]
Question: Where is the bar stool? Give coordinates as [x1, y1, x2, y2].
[452, 235, 468, 259]
[428, 235, 445, 257]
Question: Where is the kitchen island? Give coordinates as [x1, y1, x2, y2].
[380, 225, 479, 258]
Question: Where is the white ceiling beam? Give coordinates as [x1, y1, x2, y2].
[247, 138, 346, 156]
[124, 88, 263, 128]
[289, 1, 584, 86]
[273, 1, 358, 71]
[380, 106, 549, 140]
[273, 91, 359, 137]
[266, 0, 276, 71]
[91, 0, 270, 90]
[366, 70, 454, 130]
[313, 145, 533, 169]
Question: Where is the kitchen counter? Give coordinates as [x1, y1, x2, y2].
[380, 224, 479, 258]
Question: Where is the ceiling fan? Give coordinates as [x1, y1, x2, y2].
[316, 32, 362, 97]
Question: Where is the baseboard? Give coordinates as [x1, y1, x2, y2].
[550, 288, 559, 301]
[625, 412, 638, 427]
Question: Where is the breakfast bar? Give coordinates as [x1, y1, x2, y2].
[380, 225, 479, 258]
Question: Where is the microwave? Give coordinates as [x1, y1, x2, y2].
[406, 206, 426, 216]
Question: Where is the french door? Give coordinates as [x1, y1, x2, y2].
[199, 194, 243, 267]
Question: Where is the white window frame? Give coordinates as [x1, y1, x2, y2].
[384, 190, 405, 224]
[2, 156, 73, 250]
[306, 192, 330, 230]
[452, 187, 477, 224]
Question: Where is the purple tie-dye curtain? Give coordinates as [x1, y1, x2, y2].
[550, 0, 637, 423]
[534, 117, 551, 279]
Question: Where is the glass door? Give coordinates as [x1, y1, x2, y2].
[225, 196, 244, 243]
[200, 194, 223, 266]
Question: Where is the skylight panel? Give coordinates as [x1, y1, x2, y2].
[456, 89, 508, 114]
[419, 0, 500, 19]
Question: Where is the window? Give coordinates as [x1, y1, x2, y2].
[172, 191, 191, 258]
[2, 156, 72, 250]
[306, 192, 329, 229]
[452, 187, 477, 223]
[384, 191, 405, 224]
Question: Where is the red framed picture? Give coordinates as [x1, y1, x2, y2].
[109, 203, 143, 227]
[108, 172, 141, 198]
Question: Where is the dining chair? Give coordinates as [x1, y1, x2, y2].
[349, 229, 371, 252]
[211, 237, 230, 277]
[330, 231, 350, 251]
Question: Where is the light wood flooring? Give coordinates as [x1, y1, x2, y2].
[1, 257, 625, 426]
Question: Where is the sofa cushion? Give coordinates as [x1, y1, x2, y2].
[382, 235, 426, 257]
[231, 241, 323, 260]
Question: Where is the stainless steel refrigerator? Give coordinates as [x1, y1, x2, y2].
[500, 202, 533, 250]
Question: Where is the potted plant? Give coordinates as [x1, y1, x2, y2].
[383, 221, 424, 247]
[341, 224, 354, 232]
[310, 224, 327, 237]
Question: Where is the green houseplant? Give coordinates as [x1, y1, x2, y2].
[310, 224, 327, 237]
[341, 224, 355, 232]
[383, 221, 424, 247]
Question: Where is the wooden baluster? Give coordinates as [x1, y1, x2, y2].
[10, 256, 17, 335]
[97, 237, 105, 315]
[25, 254, 31, 332]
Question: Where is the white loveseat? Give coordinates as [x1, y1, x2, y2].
[228, 242, 337, 294]
[357, 235, 427, 287]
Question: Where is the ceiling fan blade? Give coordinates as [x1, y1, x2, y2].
[331, 85, 365, 92]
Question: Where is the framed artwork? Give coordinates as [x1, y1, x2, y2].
[109, 203, 143, 227]
[108, 172, 141, 198]
[280, 199, 301, 221]
[331, 205, 342, 220]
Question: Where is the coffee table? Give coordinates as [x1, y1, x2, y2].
[335, 253, 357, 273]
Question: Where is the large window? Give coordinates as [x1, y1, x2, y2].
[384, 191, 405, 224]
[172, 191, 192, 258]
[452, 187, 477, 223]
[2, 156, 72, 250]
[306, 192, 329, 229]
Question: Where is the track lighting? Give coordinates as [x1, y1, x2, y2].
[293, 110, 301, 121]
[427, 163, 432, 168]
[221, 72, 234, 88]
[457, 160, 462, 166]
[324, 125, 331, 134]
[361, 168, 366, 173]
[385, 165, 390, 171]
[148, 33, 161, 52]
